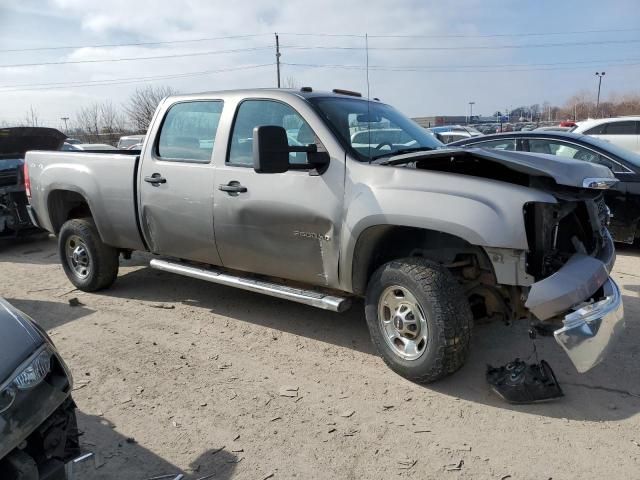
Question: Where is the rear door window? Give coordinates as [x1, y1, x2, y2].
[157, 101, 223, 162]
[603, 121, 636, 135]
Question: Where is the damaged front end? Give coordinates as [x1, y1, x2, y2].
[523, 182, 625, 373]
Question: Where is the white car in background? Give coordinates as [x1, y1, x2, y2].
[117, 134, 145, 149]
[572, 116, 640, 153]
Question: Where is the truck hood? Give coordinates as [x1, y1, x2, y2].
[0, 127, 66, 157]
[0, 298, 45, 382]
[378, 147, 617, 189]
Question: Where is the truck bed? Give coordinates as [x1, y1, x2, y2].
[25, 150, 146, 251]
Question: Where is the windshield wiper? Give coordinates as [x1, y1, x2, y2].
[372, 147, 435, 162]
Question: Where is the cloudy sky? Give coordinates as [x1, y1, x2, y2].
[1, 0, 639, 129]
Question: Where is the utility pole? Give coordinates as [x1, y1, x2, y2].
[595, 72, 605, 117]
[275, 33, 281, 88]
[468, 101, 475, 124]
[60, 116, 69, 132]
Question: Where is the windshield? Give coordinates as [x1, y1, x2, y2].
[308, 97, 444, 161]
[580, 135, 640, 168]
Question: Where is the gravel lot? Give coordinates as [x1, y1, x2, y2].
[2, 235, 639, 479]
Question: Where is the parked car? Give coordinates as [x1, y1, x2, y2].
[427, 125, 483, 144]
[0, 127, 65, 238]
[572, 116, 640, 153]
[64, 138, 82, 145]
[25, 88, 623, 382]
[0, 298, 79, 478]
[117, 135, 145, 150]
[449, 131, 640, 243]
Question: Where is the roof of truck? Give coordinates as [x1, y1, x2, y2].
[166, 88, 374, 102]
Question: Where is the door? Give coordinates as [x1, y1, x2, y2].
[213, 99, 345, 287]
[139, 100, 224, 264]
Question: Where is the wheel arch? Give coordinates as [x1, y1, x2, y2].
[350, 224, 495, 296]
[47, 189, 95, 234]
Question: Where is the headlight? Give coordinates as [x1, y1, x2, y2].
[13, 349, 52, 390]
[0, 348, 52, 413]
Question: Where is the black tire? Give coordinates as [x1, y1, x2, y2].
[58, 218, 119, 291]
[364, 257, 472, 383]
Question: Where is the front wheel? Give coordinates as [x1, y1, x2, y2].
[58, 218, 119, 291]
[365, 257, 473, 383]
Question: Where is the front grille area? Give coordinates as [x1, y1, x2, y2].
[524, 194, 605, 280]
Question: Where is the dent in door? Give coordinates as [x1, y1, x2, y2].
[222, 200, 336, 285]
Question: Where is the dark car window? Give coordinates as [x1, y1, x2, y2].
[584, 124, 606, 135]
[603, 121, 636, 135]
[469, 138, 516, 151]
[157, 101, 223, 162]
[228, 100, 315, 166]
[527, 139, 627, 173]
[582, 135, 640, 169]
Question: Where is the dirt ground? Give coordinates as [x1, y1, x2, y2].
[1, 235, 639, 480]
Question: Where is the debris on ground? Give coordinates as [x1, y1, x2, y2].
[445, 459, 464, 471]
[398, 458, 417, 470]
[486, 359, 563, 404]
[339, 409, 355, 418]
[68, 297, 83, 307]
[149, 303, 176, 309]
[279, 385, 299, 397]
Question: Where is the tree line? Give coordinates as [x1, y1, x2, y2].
[15, 85, 177, 145]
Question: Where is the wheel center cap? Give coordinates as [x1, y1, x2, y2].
[393, 316, 404, 331]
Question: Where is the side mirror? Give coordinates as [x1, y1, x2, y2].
[253, 125, 290, 174]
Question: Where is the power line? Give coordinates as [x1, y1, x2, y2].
[283, 61, 640, 73]
[281, 38, 640, 51]
[0, 45, 274, 68]
[284, 56, 640, 71]
[0, 33, 272, 53]
[0, 64, 274, 92]
[279, 27, 640, 39]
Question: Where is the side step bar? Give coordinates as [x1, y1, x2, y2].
[149, 259, 352, 313]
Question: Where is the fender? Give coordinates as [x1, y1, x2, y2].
[339, 161, 557, 292]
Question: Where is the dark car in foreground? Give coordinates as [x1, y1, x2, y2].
[0, 298, 79, 479]
[0, 128, 66, 238]
[449, 131, 640, 243]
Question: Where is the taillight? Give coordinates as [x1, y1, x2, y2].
[23, 163, 31, 199]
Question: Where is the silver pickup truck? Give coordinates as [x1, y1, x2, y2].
[25, 88, 624, 383]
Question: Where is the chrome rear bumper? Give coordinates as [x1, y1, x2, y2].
[554, 278, 625, 373]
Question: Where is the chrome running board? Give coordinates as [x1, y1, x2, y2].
[149, 259, 352, 313]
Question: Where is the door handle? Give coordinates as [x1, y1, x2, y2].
[144, 173, 167, 185]
[219, 182, 247, 194]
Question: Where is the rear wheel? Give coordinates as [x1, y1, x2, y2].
[364, 257, 472, 383]
[58, 218, 119, 291]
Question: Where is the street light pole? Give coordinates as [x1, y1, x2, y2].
[468, 101, 475, 124]
[595, 72, 606, 117]
[60, 117, 69, 132]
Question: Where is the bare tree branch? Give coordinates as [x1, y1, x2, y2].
[124, 85, 178, 133]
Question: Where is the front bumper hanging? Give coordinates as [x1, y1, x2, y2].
[554, 278, 624, 373]
[524, 232, 624, 372]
